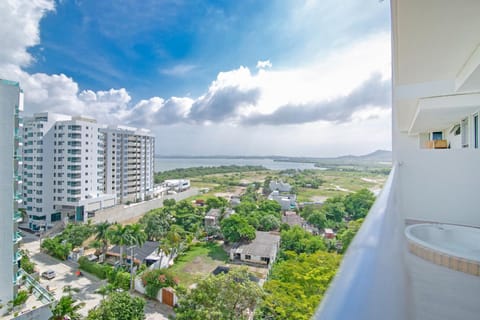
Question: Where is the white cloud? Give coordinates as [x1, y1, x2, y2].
[256, 60, 272, 69]
[0, 0, 54, 69]
[0, 0, 392, 156]
[160, 64, 197, 76]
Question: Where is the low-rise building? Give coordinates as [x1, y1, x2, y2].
[269, 180, 292, 193]
[164, 179, 190, 192]
[268, 190, 297, 210]
[205, 208, 222, 228]
[230, 231, 281, 267]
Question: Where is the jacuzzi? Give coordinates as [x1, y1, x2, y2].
[405, 223, 480, 276]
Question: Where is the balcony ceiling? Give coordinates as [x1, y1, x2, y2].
[392, 0, 480, 132]
[392, 0, 480, 90]
[408, 92, 480, 134]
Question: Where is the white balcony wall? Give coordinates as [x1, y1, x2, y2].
[315, 167, 410, 320]
[396, 146, 480, 227]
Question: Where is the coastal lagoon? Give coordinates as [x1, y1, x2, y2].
[155, 157, 322, 172]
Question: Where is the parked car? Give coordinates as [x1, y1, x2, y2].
[41, 270, 56, 279]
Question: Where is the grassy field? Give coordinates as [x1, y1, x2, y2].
[175, 167, 388, 203]
[295, 170, 387, 202]
[169, 242, 229, 288]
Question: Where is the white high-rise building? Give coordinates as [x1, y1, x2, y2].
[0, 79, 24, 306]
[101, 126, 155, 203]
[23, 113, 116, 230]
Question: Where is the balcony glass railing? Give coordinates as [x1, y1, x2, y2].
[314, 166, 408, 320]
[14, 192, 22, 201]
[13, 251, 22, 263]
[13, 231, 23, 243]
[13, 211, 23, 222]
[18, 269, 55, 303]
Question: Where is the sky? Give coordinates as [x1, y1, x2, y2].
[1, 0, 392, 157]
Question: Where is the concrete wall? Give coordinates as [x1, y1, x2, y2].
[91, 188, 198, 223]
[396, 142, 480, 227]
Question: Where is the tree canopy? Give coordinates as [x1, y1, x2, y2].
[344, 189, 375, 220]
[175, 268, 264, 320]
[280, 226, 325, 255]
[256, 251, 341, 320]
[220, 215, 256, 243]
[86, 291, 145, 320]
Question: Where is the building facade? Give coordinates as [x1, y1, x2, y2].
[101, 126, 155, 203]
[0, 79, 24, 307]
[23, 113, 116, 230]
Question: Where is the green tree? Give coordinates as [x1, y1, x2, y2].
[86, 291, 145, 320]
[256, 251, 341, 320]
[220, 215, 256, 243]
[175, 268, 264, 320]
[306, 211, 327, 230]
[321, 196, 346, 222]
[50, 295, 85, 320]
[206, 197, 228, 211]
[140, 209, 171, 241]
[95, 221, 112, 261]
[163, 198, 176, 208]
[338, 218, 364, 253]
[19, 250, 35, 274]
[125, 223, 147, 247]
[258, 214, 281, 231]
[344, 189, 375, 220]
[280, 226, 325, 254]
[258, 200, 282, 216]
[107, 224, 129, 265]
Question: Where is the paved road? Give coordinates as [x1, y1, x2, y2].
[21, 237, 105, 317]
[20, 233, 175, 319]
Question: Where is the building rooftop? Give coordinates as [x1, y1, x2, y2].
[206, 208, 222, 218]
[110, 241, 159, 262]
[282, 212, 305, 227]
[232, 231, 280, 258]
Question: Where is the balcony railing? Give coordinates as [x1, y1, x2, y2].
[13, 231, 23, 243]
[13, 251, 22, 263]
[314, 166, 409, 320]
[13, 211, 23, 222]
[18, 269, 55, 304]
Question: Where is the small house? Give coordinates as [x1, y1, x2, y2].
[230, 231, 281, 267]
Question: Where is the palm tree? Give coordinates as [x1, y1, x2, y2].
[125, 223, 147, 247]
[163, 225, 183, 264]
[157, 239, 172, 269]
[107, 223, 128, 265]
[49, 295, 85, 320]
[95, 221, 111, 261]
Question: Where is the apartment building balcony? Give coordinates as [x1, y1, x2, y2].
[315, 155, 480, 320]
[13, 211, 23, 222]
[68, 125, 82, 131]
[13, 231, 23, 243]
[67, 133, 82, 139]
[13, 251, 22, 263]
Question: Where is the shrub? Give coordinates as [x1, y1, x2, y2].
[79, 257, 131, 290]
[41, 238, 72, 260]
[13, 290, 28, 306]
[115, 271, 131, 291]
[78, 257, 111, 279]
[141, 269, 177, 298]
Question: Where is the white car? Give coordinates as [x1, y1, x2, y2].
[41, 270, 56, 280]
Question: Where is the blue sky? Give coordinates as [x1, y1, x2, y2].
[2, 0, 392, 156]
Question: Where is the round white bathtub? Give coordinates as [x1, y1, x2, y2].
[405, 223, 480, 276]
